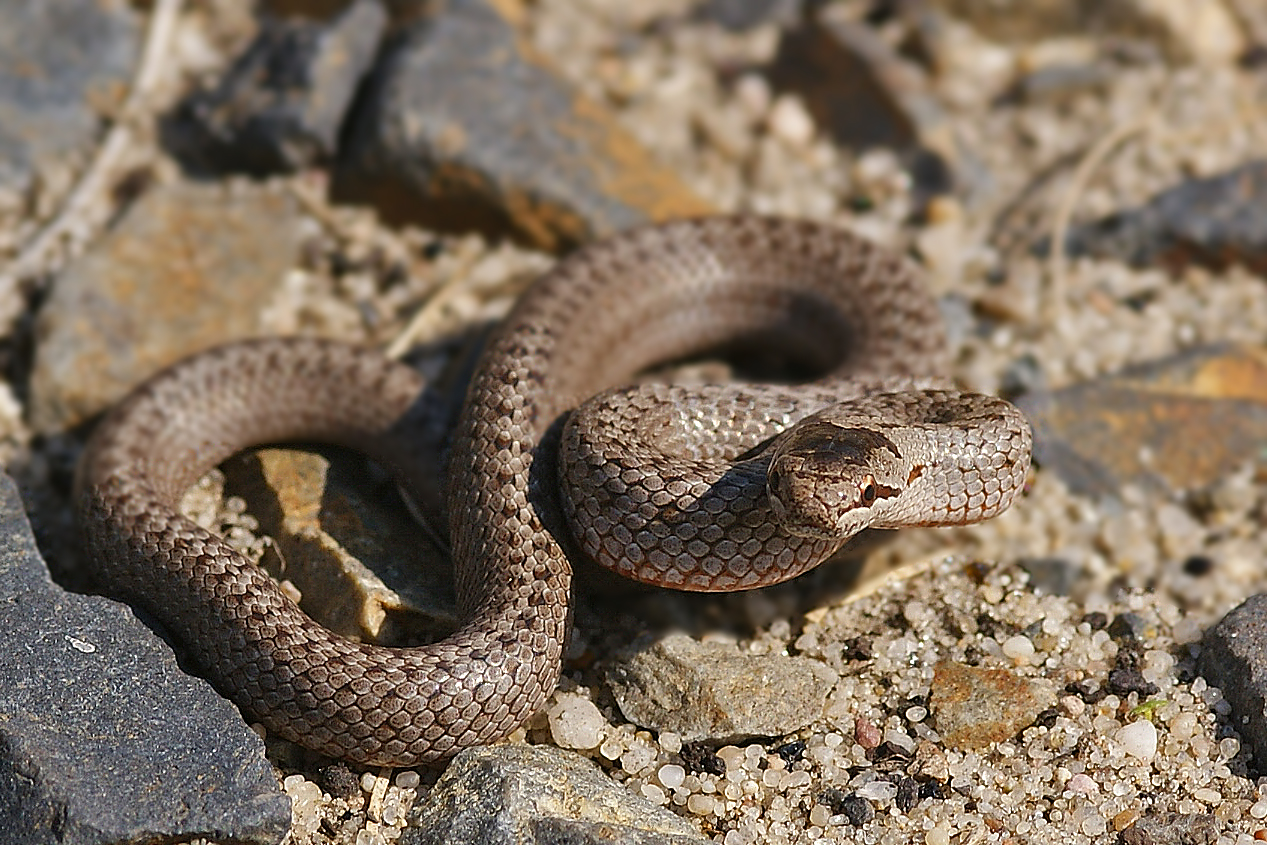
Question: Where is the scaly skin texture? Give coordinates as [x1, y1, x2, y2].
[76, 216, 1031, 766]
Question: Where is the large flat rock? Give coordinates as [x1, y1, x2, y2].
[0, 473, 290, 845]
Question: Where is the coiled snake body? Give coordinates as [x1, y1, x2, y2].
[77, 216, 1031, 766]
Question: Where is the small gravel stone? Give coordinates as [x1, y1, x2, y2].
[547, 693, 607, 750]
[605, 633, 837, 742]
[1117, 720, 1159, 762]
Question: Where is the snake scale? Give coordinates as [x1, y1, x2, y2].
[77, 216, 1032, 766]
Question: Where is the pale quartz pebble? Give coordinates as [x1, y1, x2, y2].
[926, 823, 953, 845]
[1061, 695, 1086, 719]
[1249, 799, 1267, 819]
[717, 745, 744, 770]
[856, 779, 897, 801]
[782, 770, 812, 789]
[762, 768, 782, 788]
[1193, 787, 1223, 804]
[640, 783, 667, 805]
[1172, 617, 1205, 645]
[1081, 813, 1107, 837]
[621, 741, 658, 774]
[658, 731, 682, 754]
[1002, 635, 1035, 662]
[809, 803, 832, 826]
[688, 793, 716, 815]
[734, 72, 771, 120]
[361, 772, 378, 793]
[1141, 650, 1173, 683]
[1067, 773, 1098, 795]
[394, 771, 420, 789]
[767, 95, 814, 147]
[658, 764, 686, 790]
[883, 729, 915, 753]
[1169, 712, 1198, 739]
[1117, 720, 1158, 762]
[547, 693, 606, 750]
[1219, 737, 1240, 759]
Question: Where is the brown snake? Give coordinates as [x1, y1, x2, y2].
[77, 216, 1031, 766]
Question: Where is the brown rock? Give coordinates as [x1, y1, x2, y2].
[223, 447, 456, 646]
[930, 660, 1056, 749]
[1019, 344, 1267, 499]
[605, 633, 837, 743]
[335, 0, 712, 251]
[29, 181, 304, 433]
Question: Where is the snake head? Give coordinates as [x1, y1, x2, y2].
[766, 420, 908, 541]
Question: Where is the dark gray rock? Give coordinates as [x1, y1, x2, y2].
[605, 633, 837, 742]
[1199, 593, 1267, 773]
[0, 0, 138, 196]
[187, 0, 387, 172]
[403, 745, 709, 845]
[0, 473, 290, 845]
[1049, 159, 1267, 274]
[334, 0, 712, 250]
[694, 0, 803, 31]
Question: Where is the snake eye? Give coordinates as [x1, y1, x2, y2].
[860, 475, 877, 504]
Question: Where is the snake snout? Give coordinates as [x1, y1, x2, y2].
[768, 453, 863, 540]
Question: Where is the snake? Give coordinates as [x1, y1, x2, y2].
[76, 216, 1032, 767]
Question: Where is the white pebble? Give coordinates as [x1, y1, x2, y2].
[809, 803, 832, 826]
[1117, 720, 1158, 762]
[621, 742, 658, 774]
[856, 780, 897, 801]
[1193, 787, 1223, 804]
[657, 764, 686, 790]
[782, 770, 811, 789]
[768, 96, 815, 147]
[1080, 813, 1107, 836]
[547, 694, 606, 750]
[688, 793, 716, 815]
[394, 771, 420, 789]
[640, 783, 667, 805]
[883, 729, 915, 753]
[1002, 635, 1035, 661]
[658, 731, 682, 754]
[1067, 773, 1098, 795]
[926, 823, 952, 845]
